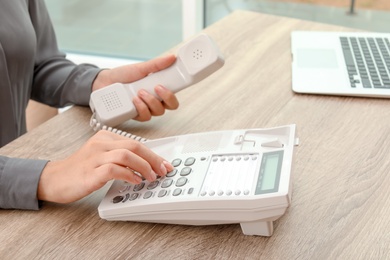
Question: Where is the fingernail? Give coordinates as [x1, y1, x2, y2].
[133, 96, 142, 104]
[160, 162, 167, 176]
[139, 89, 148, 97]
[162, 160, 173, 171]
[156, 85, 166, 92]
[148, 170, 157, 182]
[134, 174, 142, 184]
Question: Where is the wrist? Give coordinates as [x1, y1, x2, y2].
[92, 69, 111, 92]
[37, 161, 63, 203]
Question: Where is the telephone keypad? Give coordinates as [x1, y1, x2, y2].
[112, 153, 260, 204]
[112, 156, 198, 203]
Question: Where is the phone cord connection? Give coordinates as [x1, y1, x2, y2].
[89, 113, 148, 143]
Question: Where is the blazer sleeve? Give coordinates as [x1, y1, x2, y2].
[29, 0, 102, 107]
[0, 155, 48, 210]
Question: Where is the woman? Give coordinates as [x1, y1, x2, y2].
[0, 1, 179, 209]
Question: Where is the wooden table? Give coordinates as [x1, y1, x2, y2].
[1, 10, 389, 259]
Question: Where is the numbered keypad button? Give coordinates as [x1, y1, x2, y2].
[119, 185, 130, 193]
[161, 179, 173, 188]
[176, 177, 188, 187]
[133, 183, 145, 192]
[158, 190, 167, 197]
[129, 193, 139, 201]
[184, 157, 196, 166]
[123, 193, 130, 202]
[143, 191, 153, 199]
[166, 169, 177, 177]
[113, 195, 124, 204]
[180, 167, 192, 176]
[147, 181, 159, 190]
[173, 188, 182, 196]
[171, 159, 182, 167]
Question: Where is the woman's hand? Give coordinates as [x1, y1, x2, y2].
[92, 54, 179, 121]
[37, 130, 174, 204]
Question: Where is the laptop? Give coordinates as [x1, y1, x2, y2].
[291, 31, 390, 98]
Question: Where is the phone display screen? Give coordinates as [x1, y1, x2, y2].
[255, 151, 284, 194]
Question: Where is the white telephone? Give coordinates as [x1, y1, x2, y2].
[89, 33, 225, 128]
[98, 124, 299, 236]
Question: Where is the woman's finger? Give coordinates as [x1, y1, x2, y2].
[155, 85, 179, 110]
[94, 148, 156, 182]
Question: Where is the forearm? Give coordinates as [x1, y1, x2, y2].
[32, 60, 102, 107]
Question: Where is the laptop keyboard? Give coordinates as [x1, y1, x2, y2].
[340, 36, 390, 89]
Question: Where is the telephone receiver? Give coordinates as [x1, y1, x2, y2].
[89, 33, 225, 128]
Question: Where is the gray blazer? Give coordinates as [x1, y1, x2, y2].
[0, 1, 101, 209]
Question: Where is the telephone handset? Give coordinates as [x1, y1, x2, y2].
[89, 33, 225, 129]
[98, 124, 299, 236]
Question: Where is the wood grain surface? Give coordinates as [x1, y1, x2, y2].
[1, 10, 389, 260]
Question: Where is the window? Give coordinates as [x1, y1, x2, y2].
[45, 0, 183, 61]
[46, 0, 390, 63]
[205, 0, 390, 33]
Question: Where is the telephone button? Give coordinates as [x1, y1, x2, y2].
[123, 193, 130, 202]
[226, 190, 232, 196]
[113, 195, 124, 204]
[184, 157, 196, 166]
[158, 189, 167, 197]
[209, 190, 215, 196]
[217, 190, 224, 196]
[235, 190, 241, 196]
[133, 183, 145, 192]
[119, 185, 130, 193]
[176, 177, 188, 187]
[180, 167, 192, 176]
[161, 179, 173, 188]
[172, 159, 182, 167]
[173, 188, 182, 196]
[130, 193, 139, 201]
[188, 188, 194, 194]
[166, 169, 178, 177]
[147, 180, 159, 190]
[143, 191, 153, 199]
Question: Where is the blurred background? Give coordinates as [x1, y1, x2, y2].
[45, 0, 390, 62]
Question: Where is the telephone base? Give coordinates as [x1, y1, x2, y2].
[240, 220, 274, 236]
